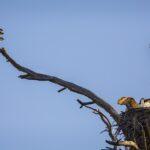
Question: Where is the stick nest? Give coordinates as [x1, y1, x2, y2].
[119, 108, 150, 150]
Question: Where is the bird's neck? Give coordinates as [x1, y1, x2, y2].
[129, 100, 138, 108]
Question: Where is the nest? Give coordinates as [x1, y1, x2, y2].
[119, 108, 150, 150]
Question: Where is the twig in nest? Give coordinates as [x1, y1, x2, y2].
[106, 140, 140, 150]
[137, 121, 147, 150]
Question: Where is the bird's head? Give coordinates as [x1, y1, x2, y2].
[118, 97, 135, 105]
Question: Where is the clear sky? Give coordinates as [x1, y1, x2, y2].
[0, 0, 150, 150]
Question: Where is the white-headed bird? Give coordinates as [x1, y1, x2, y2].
[139, 98, 150, 108]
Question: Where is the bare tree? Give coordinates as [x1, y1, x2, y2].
[0, 29, 149, 150]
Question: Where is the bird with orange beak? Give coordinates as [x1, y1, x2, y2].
[118, 97, 139, 110]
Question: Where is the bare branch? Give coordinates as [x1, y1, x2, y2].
[106, 140, 140, 150]
[0, 48, 120, 123]
[77, 99, 94, 108]
[77, 99, 117, 142]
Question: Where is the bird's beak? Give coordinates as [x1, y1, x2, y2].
[117, 99, 122, 105]
[117, 97, 126, 105]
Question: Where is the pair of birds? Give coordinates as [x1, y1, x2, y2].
[0, 28, 4, 41]
[118, 97, 150, 109]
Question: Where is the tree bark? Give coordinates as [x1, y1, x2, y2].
[0, 48, 120, 123]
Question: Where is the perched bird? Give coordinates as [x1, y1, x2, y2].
[118, 97, 139, 109]
[139, 98, 150, 108]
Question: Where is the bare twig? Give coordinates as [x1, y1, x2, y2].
[0, 48, 120, 123]
[77, 99, 94, 108]
[77, 99, 117, 142]
[58, 87, 67, 93]
[106, 140, 140, 150]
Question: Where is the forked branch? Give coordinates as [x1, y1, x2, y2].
[0, 48, 120, 123]
[77, 99, 117, 142]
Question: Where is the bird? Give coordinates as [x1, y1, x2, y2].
[118, 97, 139, 109]
[139, 98, 150, 108]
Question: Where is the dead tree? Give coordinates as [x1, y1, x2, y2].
[0, 29, 149, 150]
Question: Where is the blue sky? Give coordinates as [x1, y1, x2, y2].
[0, 0, 150, 150]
